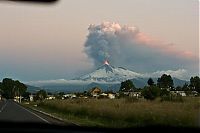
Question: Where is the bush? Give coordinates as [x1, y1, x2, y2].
[118, 92, 129, 98]
[161, 94, 184, 102]
[34, 90, 47, 101]
[142, 85, 160, 100]
[125, 97, 139, 103]
[160, 88, 170, 97]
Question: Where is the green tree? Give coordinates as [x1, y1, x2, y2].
[22, 92, 31, 100]
[175, 86, 182, 91]
[157, 74, 174, 89]
[55, 92, 65, 99]
[0, 82, 3, 97]
[119, 80, 136, 92]
[182, 83, 190, 91]
[1, 78, 26, 99]
[142, 85, 160, 100]
[147, 78, 154, 86]
[160, 88, 170, 97]
[35, 90, 47, 101]
[14, 80, 27, 97]
[190, 76, 200, 93]
[1, 78, 15, 99]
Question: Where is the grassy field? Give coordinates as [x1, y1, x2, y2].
[27, 97, 200, 128]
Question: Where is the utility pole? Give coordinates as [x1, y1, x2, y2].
[20, 95, 21, 103]
[18, 88, 19, 103]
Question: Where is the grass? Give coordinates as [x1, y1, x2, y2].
[26, 97, 200, 128]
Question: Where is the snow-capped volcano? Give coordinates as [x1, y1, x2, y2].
[77, 61, 143, 82]
[27, 60, 188, 92]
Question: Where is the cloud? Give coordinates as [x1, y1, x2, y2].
[84, 21, 198, 77]
[143, 69, 188, 80]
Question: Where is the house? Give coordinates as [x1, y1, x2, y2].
[14, 96, 23, 103]
[89, 87, 102, 97]
[63, 94, 77, 99]
[29, 94, 34, 102]
[186, 91, 198, 97]
[191, 91, 198, 96]
[108, 93, 115, 99]
[99, 93, 107, 98]
[123, 92, 129, 96]
[170, 91, 186, 97]
[129, 92, 141, 98]
[46, 95, 56, 100]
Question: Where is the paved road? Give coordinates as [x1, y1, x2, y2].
[0, 99, 73, 126]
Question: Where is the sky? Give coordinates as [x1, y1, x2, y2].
[0, 0, 199, 81]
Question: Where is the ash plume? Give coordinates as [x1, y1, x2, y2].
[84, 21, 197, 76]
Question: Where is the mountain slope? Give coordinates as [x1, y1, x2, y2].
[77, 63, 143, 82]
[27, 62, 189, 92]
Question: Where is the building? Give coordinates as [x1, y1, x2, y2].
[29, 94, 34, 102]
[46, 95, 56, 100]
[63, 94, 77, 99]
[129, 92, 141, 98]
[108, 93, 115, 99]
[99, 93, 108, 98]
[170, 91, 186, 97]
[89, 87, 102, 97]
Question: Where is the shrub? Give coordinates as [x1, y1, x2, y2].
[125, 97, 139, 103]
[161, 94, 184, 102]
[160, 88, 170, 97]
[142, 85, 160, 100]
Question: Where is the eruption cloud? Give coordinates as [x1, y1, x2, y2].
[84, 21, 139, 65]
[84, 21, 198, 77]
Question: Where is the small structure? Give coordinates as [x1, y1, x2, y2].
[63, 94, 77, 99]
[170, 91, 186, 97]
[129, 92, 141, 98]
[29, 94, 34, 102]
[108, 93, 115, 99]
[191, 91, 198, 96]
[14, 96, 23, 103]
[186, 91, 198, 97]
[99, 93, 108, 99]
[89, 87, 102, 97]
[46, 95, 56, 100]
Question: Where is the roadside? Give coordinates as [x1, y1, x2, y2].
[22, 101, 113, 127]
[22, 97, 200, 128]
[22, 102, 81, 126]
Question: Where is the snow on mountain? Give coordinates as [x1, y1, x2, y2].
[76, 62, 143, 82]
[26, 61, 188, 92]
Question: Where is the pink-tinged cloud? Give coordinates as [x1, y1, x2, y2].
[136, 32, 197, 59]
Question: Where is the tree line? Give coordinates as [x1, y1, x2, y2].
[0, 75, 199, 101]
[0, 78, 27, 99]
[119, 74, 200, 100]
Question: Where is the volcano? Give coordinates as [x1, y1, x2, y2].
[77, 61, 143, 82]
[27, 61, 188, 92]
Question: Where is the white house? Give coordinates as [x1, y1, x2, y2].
[129, 92, 141, 98]
[170, 91, 186, 97]
[63, 94, 77, 99]
[108, 93, 115, 99]
[46, 95, 56, 100]
[29, 94, 34, 102]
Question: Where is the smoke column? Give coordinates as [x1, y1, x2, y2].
[84, 21, 139, 65]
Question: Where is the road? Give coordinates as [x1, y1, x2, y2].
[0, 99, 73, 126]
